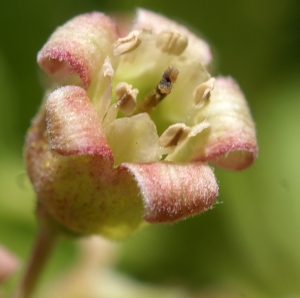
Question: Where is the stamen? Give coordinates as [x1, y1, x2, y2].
[116, 82, 138, 116]
[161, 121, 211, 160]
[102, 104, 118, 128]
[193, 77, 215, 109]
[113, 30, 143, 56]
[133, 66, 179, 114]
[103, 57, 114, 77]
[93, 57, 114, 122]
[159, 123, 191, 148]
[156, 30, 188, 55]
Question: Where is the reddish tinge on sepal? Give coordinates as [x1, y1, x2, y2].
[124, 162, 218, 223]
[196, 77, 258, 170]
[37, 12, 119, 89]
[46, 86, 111, 157]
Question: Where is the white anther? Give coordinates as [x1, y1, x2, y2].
[94, 57, 114, 122]
[116, 82, 138, 116]
[156, 30, 188, 55]
[113, 30, 143, 56]
[103, 57, 114, 77]
[159, 123, 191, 148]
[193, 77, 215, 108]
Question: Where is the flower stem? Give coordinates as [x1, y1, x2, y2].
[12, 205, 60, 298]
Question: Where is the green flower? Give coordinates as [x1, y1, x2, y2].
[25, 9, 257, 240]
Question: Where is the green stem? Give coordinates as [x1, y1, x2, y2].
[12, 205, 60, 298]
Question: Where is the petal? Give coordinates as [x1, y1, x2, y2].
[104, 113, 160, 166]
[37, 12, 119, 89]
[133, 8, 212, 66]
[46, 86, 112, 157]
[174, 77, 257, 170]
[124, 162, 218, 223]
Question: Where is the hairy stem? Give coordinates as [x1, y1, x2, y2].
[12, 205, 60, 298]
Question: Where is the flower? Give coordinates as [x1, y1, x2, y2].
[0, 245, 19, 284]
[25, 9, 257, 240]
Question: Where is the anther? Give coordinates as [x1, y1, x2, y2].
[156, 30, 188, 55]
[159, 123, 191, 148]
[113, 30, 143, 56]
[193, 77, 215, 108]
[116, 82, 138, 116]
[133, 66, 179, 115]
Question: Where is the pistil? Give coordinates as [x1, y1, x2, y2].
[133, 66, 179, 115]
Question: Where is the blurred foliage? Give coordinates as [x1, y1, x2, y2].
[0, 0, 299, 297]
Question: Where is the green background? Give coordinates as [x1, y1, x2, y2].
[0, 0, 300, 297]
